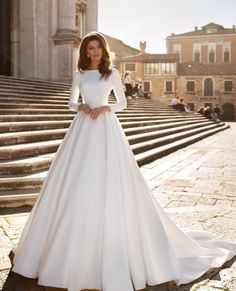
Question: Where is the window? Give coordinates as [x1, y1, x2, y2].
[194, 50, 200, 62]
[186, 81, 195, 92]
[144, 63, 159, 74]
[204, 78, 213, 96]
[165, 81, 173, 92]
[224, 81, 233, 92]
[143, 81, 151, 92]
[206, 28, 218, 34]
[125, 63, 136, 72]
[209, 49, 215, 63]
[160, 63, 175, 74]
[224, 49, 230, 62]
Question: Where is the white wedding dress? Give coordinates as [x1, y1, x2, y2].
[12, 68, 236, 291]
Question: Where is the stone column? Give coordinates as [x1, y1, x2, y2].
[85, 0, 98, 34]
[52, 0, 80, 81]
[10, 0, 20, 77]
[18, 0, 37, 78]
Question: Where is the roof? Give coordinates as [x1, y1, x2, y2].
[121, 53, 179, 63]
[167, 23, 236, 38]
[100, 33, 139, 59]
[179, 62, 236, 75]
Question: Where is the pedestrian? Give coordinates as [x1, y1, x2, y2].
[124, 71, 133, 99]
[12, 32, 236, 291]
[171, 96, 180, 109]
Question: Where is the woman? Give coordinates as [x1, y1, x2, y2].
[12, 32, 236, 291]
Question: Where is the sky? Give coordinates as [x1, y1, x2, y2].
[98, 0, 236, 53]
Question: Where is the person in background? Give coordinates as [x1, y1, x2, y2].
[124, 72, 133, 100]
[138, 84, 144, 97]
[213, 104, 223, 120]
[171, 96, 180, 109]
[179, 98, 190, 112]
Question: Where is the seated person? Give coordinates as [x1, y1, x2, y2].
[171, 96, 180, 109]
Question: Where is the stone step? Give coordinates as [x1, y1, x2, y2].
[0, 171, 46, 191]
[0, 114, 75, 122]
[0, 115, 207, 133]
[0, 84, 70, 93]
[0, 119, 209, 146]
[0, 106, 177, 115]
[124, 119, 209, 135]
[131, 123, 224, 153]
[0, 189, 40, 208]
[0, 128, 68, 145]
[0, 75, 69, 88]
[121, 117, 205, 128]
[0, 124, 228, 195]
[0, 153, 54, 175]
[0, 115, 202, 133]
[0, 139, 62, 160]
[136, 124, 229, 166]
[128, 121, 215, 145]
[0, 89, 70, 97]
[0, 120, 72, 133]
[0, 95, 70, 104]
[0, 120, 225, 169]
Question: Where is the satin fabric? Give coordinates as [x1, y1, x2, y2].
[12, 69, 236, 291]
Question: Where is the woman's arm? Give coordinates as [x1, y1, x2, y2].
[68, 72, 82, 112]
[109, 68, 127, 112]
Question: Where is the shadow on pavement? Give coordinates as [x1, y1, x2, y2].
[2, 252, 235, 291]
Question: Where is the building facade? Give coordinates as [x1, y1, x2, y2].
[167, 23, 236, 120]
[0, 0, 98, 82]
[120, 23, 236, 120]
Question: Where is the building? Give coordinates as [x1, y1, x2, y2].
[167, 22, 236, 120]
[119, 23, 236, 120]
[101, 33, 139, 68]
[0, 0, 98, 82]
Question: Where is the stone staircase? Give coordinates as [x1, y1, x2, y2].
[0, 75, 229, 207]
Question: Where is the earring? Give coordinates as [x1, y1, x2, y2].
[87, 55, 90, 58]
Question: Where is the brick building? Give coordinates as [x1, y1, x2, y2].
[120, 23, 236, 120]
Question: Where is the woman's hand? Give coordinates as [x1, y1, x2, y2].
[78, 103, 92, 114]
[90, 106, 111, 120]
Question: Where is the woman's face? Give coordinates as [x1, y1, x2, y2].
[86, 40, 103, 63]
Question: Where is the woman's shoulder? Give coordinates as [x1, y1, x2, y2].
[111, 67, 122, 79]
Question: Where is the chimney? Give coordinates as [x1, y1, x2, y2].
[139, 41, 146, 55]
[195, 26, 198, 31]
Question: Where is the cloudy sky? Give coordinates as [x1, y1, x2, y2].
[98, 0, 236, 53]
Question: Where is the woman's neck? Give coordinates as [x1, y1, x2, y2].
[89, 61, 100, 70]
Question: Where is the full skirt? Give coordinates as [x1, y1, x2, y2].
[12, 111, 236, 291]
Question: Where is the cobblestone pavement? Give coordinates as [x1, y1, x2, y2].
[1, 123, 236, 291]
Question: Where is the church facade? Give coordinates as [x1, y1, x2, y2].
[0, 0, 98, 81]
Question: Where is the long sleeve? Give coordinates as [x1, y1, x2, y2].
[109, 68, 127, 113]
[68, 72, 82, 111]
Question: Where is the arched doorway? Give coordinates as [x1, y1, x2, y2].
[222, 103, 235, 121]
[0, 0, 11, 75]
[204, 78, 213, 96]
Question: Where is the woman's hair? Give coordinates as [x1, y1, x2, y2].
[77, 32, 112, 79]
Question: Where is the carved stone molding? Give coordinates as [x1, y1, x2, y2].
[53, 29, 81, 45]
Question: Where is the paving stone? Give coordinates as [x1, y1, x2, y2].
[4, 214, 28, 226]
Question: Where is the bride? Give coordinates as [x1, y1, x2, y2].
[12, 32, 236, 291]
